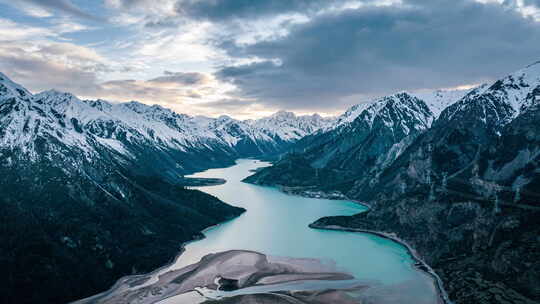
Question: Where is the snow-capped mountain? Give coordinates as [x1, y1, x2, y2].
[244, 62, 540, 304]
[0, 72, 332, 175]
[249, 110, 334, 140]
[246, 62, 540, 200]
[413, 88, 471, 118]
[0, 71, 335, 304]
[439, 61, 540, 127]
[0, 72, 250, 304]
[327, 88, 469, 133]
[245, 92, 434, 187]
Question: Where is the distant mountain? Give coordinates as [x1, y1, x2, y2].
[244, 92, 435, 191]
[245, 63, 540, 304]
[0, 72, 331, 304]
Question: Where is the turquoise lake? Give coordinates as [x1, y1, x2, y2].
[175, 159, 428, 286]
[77, 158, 440, 304]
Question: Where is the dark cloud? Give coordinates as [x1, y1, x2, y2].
[523, 0, 540, 7]
[19, 0, 104, 21]
[148, 71, 209, 85]
[1, 54, 100, 94]
[143, 17, 184, 28]
[0, 42, 103, 94]
[174, 0, 343, 21]
[214, 0, 540, 110]
[109, 0, 149, 9]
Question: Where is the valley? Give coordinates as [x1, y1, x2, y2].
[74, 159, 442, 304]
[1, 61, 539, 304]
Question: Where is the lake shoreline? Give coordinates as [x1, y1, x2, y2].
[71, 212, 247, 304]
[308, 223, 450, 304]
[76, 159, 445, 304]
[264, 183, 450, 304]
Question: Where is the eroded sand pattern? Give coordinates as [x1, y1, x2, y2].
[75, 250, 442, 304]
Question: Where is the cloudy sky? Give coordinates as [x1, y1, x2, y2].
[0, 0, 539, 118]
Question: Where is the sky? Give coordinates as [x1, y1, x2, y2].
[0, 0, 539, 119]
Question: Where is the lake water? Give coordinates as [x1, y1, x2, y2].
[78, 158, 439, 303]
[176, 159, 418, 284]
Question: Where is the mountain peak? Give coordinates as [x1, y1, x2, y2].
[121, 100, 153, 114]
[0, 72, 32, 100]
[39, 89, 74, 97]
[217, 114, 233, 121]
[0, 71, 11, 81]
[271, 110, 296, 119]
[392, 91, 413, 98]
[413, 88, 471, 118]
[34, 89, 80, 106]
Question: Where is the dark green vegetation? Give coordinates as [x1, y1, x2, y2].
[0, 159, 244, 304]
[247, 65, 540, 303]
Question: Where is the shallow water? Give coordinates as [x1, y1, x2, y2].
[176, 159, 417, 284]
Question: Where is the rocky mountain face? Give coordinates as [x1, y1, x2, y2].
[195, 111, 333, 157]
[244, 92, 435, 192]
[0, 72, 332, 304]
[246, 63, 540, 304]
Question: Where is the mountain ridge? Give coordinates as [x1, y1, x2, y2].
[244, 62, 540, 304]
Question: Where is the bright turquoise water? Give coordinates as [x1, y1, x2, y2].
[174, 159, 420, 285]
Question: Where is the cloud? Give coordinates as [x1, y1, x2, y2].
[0, 17, 232, 116]
[0, 18, 56, 41]
[213, 0, 540, 110]
[0, 39, 234, 115]
[191, 98, 277, 119]
[0, 39, 115, 92]
[106, 0, 150, 9]
[96, 76, 203, 102]
[90, 74, 255, 117]
[524, 0, 540, 7]
[17, 0, 104, 21]
[195, 98, 254, 110]
[174, 0, 343, 22]
[148, 71, 210, 85]
[2, 0, 539, 119]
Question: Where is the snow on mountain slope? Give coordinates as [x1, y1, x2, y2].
[328, 88, 471, 133]
[0, 73, 330, 166]
[244, 92, 435, 188]
[329, 91, 435, 132]
[439, 62, 540, 128]
[249, 110, 335, 141]
[330, 101, 377, 130]
[413, 88, 471, 118]
[0, 72, 31, 100]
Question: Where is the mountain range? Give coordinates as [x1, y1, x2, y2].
[0, 72, 331, 304]
[246, 62, 540, 304]
[2, 61, 539, 304]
